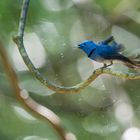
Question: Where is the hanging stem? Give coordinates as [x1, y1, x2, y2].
[0, 41, 76, 140]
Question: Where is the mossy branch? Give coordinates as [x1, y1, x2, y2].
[13, 0, 140, 94]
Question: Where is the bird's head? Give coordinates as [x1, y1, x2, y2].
[78, 40, 97, 55]
[78, 40, 94, 48]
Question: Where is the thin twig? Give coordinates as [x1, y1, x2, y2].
[13, 0, 140, 94]
[0, 42, 75, 140]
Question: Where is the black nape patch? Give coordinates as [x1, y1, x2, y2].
[88, 48, 96, 57]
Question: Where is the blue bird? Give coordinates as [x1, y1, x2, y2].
[78, 36, 140, 69]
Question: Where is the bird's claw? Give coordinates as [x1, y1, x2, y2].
[103, 61, 113, 68]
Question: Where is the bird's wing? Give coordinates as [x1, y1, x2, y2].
[100, 36, 114, 45]
[97, 43, 125, 60]
[112, 43, 125, 52]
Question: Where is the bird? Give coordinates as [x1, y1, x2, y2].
[78, 36, 140, 69]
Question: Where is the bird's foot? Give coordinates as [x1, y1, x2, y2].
[103, 61, 113, 68]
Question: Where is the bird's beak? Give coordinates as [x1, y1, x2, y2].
[78, 44, 81, 47]
[73, 45, 79, 49]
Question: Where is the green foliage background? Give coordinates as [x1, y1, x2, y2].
[0, 0, 140, 140]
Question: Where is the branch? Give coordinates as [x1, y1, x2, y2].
[13, 0, 140, 94]
[0, 41, 75, 140]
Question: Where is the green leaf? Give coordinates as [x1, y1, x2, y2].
[82, 112, 120, 136]
[20, 79, 55, 96]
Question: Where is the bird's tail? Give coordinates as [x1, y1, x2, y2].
[109, 54, 140, 70]
[130, 60, 140, 69]
[124, 60, 140, 70]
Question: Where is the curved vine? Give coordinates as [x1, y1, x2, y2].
[13, 0, 140, 94]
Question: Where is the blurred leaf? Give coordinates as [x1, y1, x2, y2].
[112, 25, 140, 55]
[111, 64, 129, 73]
[13, 105, 36, 121]
[82, 112, 120, 136]
[124, 10, 140, 24]
[114, 0, 139, 14]
[41, 0, 73, 11]
[11, 33, 46, 71]
[0, 73, 13, 96]
[95, 0, 121, 12]
[80, 87, 114, 109]
[20, 78, 55, 96]
[0, 95, 58, 140]
[22, 136, 49, 140]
